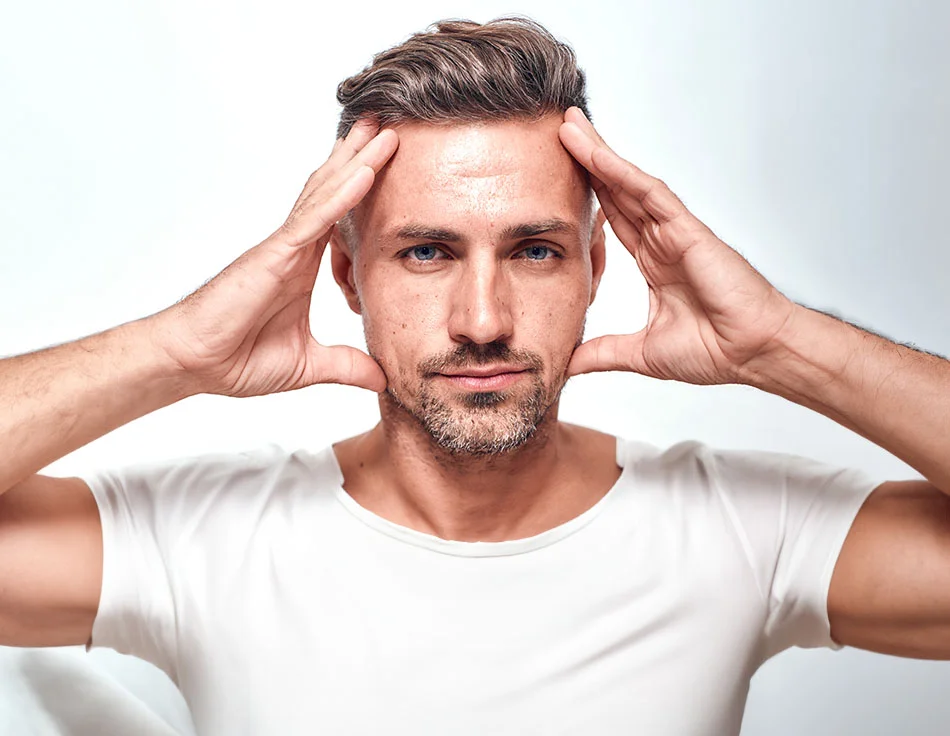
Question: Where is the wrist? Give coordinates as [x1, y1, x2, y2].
[121, 317, 206, 402]
[737, 304, 859, 400]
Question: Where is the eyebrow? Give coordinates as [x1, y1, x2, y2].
[390, 218, 579, 243]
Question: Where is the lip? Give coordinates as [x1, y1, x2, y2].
[438, 364, 528, 378]
[437, 366, 530, 392]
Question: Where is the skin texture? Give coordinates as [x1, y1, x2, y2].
[553, 106, 950, 659]
[0, 117, 404, 648]
[330, 115, 620, 542]
[5, 105, 950, 662]
[343, 117, 596, 446]
[330, 107, 950, 661]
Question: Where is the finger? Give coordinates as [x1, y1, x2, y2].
[562, 138, 649, 262]
[589, 146, 686, 223]
[562, 120, 643, 225]
[330, 128, 399, 189]
[565, 106, 610, 150]
[561, 120, 653, 221]
[561, 117, 686, 225]
[310, 343, 388, 393]
[566, 108, 662, 220]
[559, 119, 599, 173]
[278, 164, 377, 249]
[333, 116, 380, 162]
[591, 172, 648, 223]
[301, 118, 381, 200]
[567, 333, 648, 377]
[592, 181, 645, 257]
[282, 130, 399, 248]
[590, 162, 656, 229]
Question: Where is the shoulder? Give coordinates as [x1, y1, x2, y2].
[84, 443, 343, 535]
[617, 436, 865, 490]
[90, 442, 338, 493]
[616, 436, 878, 541]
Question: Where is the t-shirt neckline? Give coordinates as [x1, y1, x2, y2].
[325, 436, 629, 558]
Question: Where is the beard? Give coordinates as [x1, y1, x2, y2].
[382, 341, 561, 457]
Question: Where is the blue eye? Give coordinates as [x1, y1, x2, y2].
[408, 245, 439, 261]
[523, 245, 552, 260]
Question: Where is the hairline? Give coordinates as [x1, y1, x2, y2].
[336, 119, 597, 252]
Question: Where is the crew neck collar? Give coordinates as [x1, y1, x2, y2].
[325, 437, 630, 557]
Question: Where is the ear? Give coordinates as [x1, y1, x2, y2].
[329, 226, 362, 315]
[588, 206, 607, 305]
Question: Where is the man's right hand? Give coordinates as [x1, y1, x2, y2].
[150, 118, 398, 398]
[0, 118, 398, 649]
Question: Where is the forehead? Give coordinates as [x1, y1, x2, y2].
[357, 115, 590, 240]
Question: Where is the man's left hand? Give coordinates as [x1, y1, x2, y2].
[559, 106, 797, 385]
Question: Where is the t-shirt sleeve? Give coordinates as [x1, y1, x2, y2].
[78, 444, 286, 683]
[700, 444, 883, 661]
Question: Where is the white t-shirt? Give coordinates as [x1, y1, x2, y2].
[81, 437, 880, 735]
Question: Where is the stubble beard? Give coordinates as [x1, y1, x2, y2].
[412, 371, 549, 456]
[383, 342, 565, 457]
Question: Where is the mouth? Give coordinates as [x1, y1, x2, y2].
[436, 365, 531, 392]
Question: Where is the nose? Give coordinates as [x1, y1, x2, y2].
[447, 254, 514, 345]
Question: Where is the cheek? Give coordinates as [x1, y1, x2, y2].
[513, 274, 590, 361]
[358, 271, 447, 361]
[357, 259, 591, 368]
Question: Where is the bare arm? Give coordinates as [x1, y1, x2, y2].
[0, 320, 193, 497]
[559, 106, 950, 659]
[741, 306, 950, 658]
[0, 320, 193, 646]
[0, 119, 399, 647]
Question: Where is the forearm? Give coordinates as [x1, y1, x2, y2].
[740, 304, 950, 493]
[0, 318, 197, 495]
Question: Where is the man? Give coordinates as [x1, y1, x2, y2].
[1, 15, 948, 735]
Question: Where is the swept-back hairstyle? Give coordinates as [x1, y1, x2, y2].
[334, 17, 593, 247]
[336, 16, 591, 138]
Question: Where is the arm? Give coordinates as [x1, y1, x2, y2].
[0, 321, 192, 497]
[0, 321, 193, 647]
[741, 306, 950, 658]
[0, 119, 398, 647]
[557, 105, 950, 659]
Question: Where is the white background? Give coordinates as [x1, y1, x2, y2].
[1, 0, 948, 733]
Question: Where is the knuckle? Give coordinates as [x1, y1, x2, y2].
[642, 179, 661, 198]
[275, 221, 304, 248]
[300, 166, 330, 198]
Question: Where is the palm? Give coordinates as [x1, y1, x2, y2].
[152, 119, 397, 398]
[559, 108, 795, 385]
[208, 244, 326, 398]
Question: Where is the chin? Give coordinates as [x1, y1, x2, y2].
[411, 375, 554, 456]
[424, 412, 543, 456]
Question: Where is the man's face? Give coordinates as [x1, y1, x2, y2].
[332, 114, 605, 455]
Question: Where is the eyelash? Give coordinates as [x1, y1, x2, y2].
[401, 243, 563, 263]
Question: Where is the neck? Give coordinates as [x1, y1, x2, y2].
[333, 395, 618, 543]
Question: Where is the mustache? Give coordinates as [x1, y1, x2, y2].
[418, 342, 545, 376]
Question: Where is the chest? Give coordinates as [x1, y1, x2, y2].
[175, 520, 766, 735]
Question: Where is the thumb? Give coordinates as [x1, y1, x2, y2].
[567, 332, 648, 377]
[309, 342, 388, 393]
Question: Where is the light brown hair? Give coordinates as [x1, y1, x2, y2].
[335, 17, 593, 247]
[336, 16, 591, 138]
